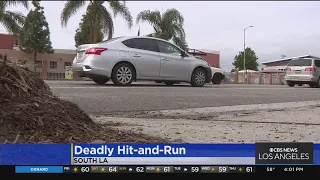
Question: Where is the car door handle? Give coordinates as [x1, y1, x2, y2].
[132, 54, 140, 57]
[161, 58, 169, 61]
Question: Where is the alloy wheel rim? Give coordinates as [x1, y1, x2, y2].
[116, 66, 132, 84]
[195, 71, 205, 85]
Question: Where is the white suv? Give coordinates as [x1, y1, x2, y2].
[285, 58, 320, 88]
[72, 36, 212, 87]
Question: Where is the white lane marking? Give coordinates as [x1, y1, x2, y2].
[49, 86, 170, 89]
[49, 86, 312, 90]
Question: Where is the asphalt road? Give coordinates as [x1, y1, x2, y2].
[47, 80, 320, 115]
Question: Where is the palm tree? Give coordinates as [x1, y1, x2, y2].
[74, 13, 104, 47]
[61, 0, 133, 43]
[136, 8, 188, 50]
[0, 1, 29, 35]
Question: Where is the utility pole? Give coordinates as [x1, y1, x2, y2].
[243, 25, 253, 84]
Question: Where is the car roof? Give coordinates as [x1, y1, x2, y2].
[120, 36, 172, 42]
[289, 58, 316, 62]
[118, 36, 186, 51]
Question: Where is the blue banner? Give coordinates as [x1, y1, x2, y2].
[0, 144, 319, 165]
[0, 144, 70, 165]
[314, 144, 320, 165]
[72, 144, 255, 157]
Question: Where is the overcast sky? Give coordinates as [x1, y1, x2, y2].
[1, 1, 320, 71]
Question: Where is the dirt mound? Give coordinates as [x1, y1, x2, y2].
[0, 55, 167, 143]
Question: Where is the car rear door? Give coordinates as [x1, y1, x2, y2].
[122, 38, 161, 78]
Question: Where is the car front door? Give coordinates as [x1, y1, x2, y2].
[123, 38, 161, 78]
[156, 40, 191, 80]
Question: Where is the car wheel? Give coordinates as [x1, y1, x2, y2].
[212, 73, 222, 84]
[309, 83, 316, 88]
[191, 68, 206, 87]
[298, 83, 303, 86]
[111, 63, 135, 86]
[92, 77, 109, 85]
[287, 81, 295, 87]
[155, 80, 163, 83]
[164, 81, 175, 86]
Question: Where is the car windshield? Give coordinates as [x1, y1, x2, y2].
[287, 58, 312, 66]
[98, 36, 124, 44]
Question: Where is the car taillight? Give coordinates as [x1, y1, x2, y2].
[286, 67, 291, 71]
[305, 67, 316, 71]
[85, 48, 108, 55]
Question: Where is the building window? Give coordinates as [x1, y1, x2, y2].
[64, 62, 71, 67]
[35, 60, 42, 68]
[50, 61, 57, 69]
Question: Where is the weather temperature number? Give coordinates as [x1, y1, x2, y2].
[136, 167, 144, 173]
[109, 166, 117, 173]
[191, 167, 200, 173]
[266, 167, 275, 172]
[80, 167, 90, 173]
[219, 167, 227, 172]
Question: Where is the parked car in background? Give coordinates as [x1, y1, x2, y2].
[193, 56, 225, 84]
[285, 58, 320, 88]
[72, 36, 212, 87]
[211, 67, 225, 84]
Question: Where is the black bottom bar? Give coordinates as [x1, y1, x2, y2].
[1, 165, 320, 175]
[256, 165, 317, 173]
[0, 166, 15, 174]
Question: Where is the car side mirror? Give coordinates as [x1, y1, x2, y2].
[180, 51, 186, 57]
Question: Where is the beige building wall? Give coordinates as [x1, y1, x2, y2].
[0, 49, 76, 73]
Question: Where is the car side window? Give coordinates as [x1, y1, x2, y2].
[156, 40, 182, 56]
[314, 60, 320, 68]
[122, 38, 158, 52]
[122, 39, 134, 48]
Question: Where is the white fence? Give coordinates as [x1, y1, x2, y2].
[224, 72, 286, 85]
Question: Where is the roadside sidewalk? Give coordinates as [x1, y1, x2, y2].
[92, 101, 320, 143]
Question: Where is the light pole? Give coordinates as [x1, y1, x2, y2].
[243, 25, 253, 84]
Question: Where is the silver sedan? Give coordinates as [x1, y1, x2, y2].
[72, 36, 212, 87]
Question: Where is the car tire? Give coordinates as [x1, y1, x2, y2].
[212, 73, 222, 84]
[111, 63, 135, 86]
[92, 78, 109, 85]
[164, 81, 175, 86]
[287, 81, 295, 87]
[190, 68, 207, 87]
[155, 80, 163, 83]
[298, 83, 303, 86]
[309, 84, 316, 88]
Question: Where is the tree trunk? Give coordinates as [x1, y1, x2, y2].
[92, 2, 98, 43]
[93, 26, 97, 43]
[89, 21, 94, 43]
[33, 52, 37, 72]
[92, 18, 97, 43]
